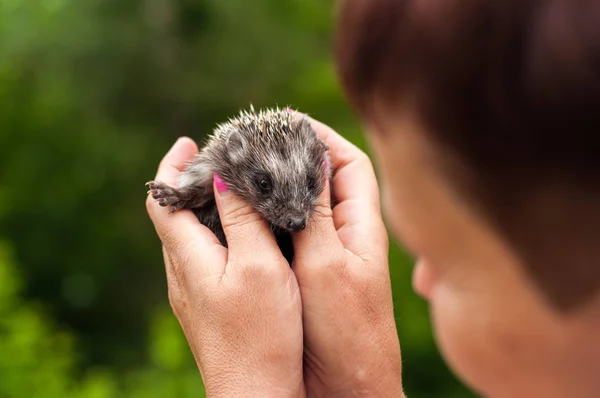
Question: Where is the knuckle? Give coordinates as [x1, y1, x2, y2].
[314, 201, 334, 220]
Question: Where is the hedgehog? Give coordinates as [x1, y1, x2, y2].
[146, 106, 332, 264]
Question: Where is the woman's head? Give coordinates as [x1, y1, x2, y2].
[334, 0, 600, 396]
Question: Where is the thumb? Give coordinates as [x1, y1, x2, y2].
[213, 174, 282, 263]
[292, 167, 345, 269]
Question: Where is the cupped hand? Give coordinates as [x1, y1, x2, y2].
[146, 137, 305, 398]
[290, 114, 404, 398]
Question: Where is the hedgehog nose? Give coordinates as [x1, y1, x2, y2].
[287, 217, 306, 232]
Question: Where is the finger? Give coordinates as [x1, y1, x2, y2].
[146, 137, 223, 261]
[213, 174, 283, 265]
[289, 111, 388, 263]
[292, 162, 345, 268]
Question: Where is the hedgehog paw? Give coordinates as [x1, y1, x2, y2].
[146, 180, 185, 213]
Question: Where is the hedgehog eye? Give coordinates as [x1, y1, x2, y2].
[256, 174, 272, 193]
[307, 174, 317, 192]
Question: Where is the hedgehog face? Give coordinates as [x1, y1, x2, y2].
[224, 118, 329, 233]
[248, 165, 324, 232]
[250, 146, 328, 233]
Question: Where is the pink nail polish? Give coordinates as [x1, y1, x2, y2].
[214, 173, 228, 193]
[323, 157, 330, 179]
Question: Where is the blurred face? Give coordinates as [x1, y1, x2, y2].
[366, 112, 600, 398]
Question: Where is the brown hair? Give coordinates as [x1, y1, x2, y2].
[334, 0, 600, 311]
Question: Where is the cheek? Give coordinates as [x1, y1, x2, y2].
[429, 276, 558, 397]
[368, 129, 447, 259]
[370, 139, 419, 252]
[378, 158, 436, 260]
[255, 195, 280, 216]
[430, 286, 503, 395]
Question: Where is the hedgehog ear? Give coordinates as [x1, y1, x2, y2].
[318, 138, 329, 151]
[296, 116, 329, 151]
[295, 116, 318, 138]
[226, 131, 246, 162]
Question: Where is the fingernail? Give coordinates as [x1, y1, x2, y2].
[214, 173, 228, 194]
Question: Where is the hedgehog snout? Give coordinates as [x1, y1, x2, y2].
[287, 217, 306, 232]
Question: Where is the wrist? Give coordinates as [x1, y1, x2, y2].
[207, 384, 305, 398]
[336, 376, 404, 398]
[194, 333, 304, 397]
[203, 369, 305, 398]
[329, 346, 404, 398]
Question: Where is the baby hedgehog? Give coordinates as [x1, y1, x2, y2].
[146, 106, 332, 264]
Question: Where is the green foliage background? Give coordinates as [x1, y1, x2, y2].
[0, 0, 473, 396]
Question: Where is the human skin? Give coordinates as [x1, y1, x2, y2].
[146, 137, 305, 398]
[366, 110, 600, 398]
[146, 117, 404, 397]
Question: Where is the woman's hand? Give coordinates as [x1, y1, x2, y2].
[146, 137, 305, 398]
[290, 114, 404, 398]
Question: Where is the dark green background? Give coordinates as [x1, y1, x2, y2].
[0, 1, 474, 396]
